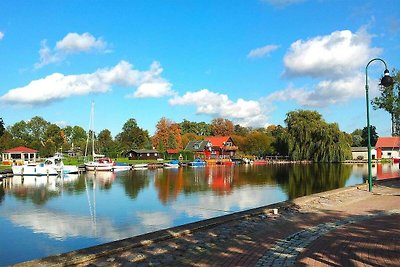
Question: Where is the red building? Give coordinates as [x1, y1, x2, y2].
[374, 137, 400, 160]
[184, 136, 238, 159]
[1, 146, 39, 164]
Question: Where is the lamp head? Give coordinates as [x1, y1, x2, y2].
[380, 69, 394, 87]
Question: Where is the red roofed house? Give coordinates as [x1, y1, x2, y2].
[1, 146, 39, 164]
[205, 136, 238, 159]
[375, 137, 400, 160]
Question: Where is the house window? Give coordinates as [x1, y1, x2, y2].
[147, 153, 150, 156]
[388, 152, 392, 157]
[155, 153, 158, 156]
[225, 142, 232, 146]
[194, 144, 200, 149]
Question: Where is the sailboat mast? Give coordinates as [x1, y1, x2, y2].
[91, 102, 95, 161]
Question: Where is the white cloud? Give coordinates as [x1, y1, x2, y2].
[247, 44, 279, 59]
[169, 89, 268, 127]
[56, 32, 107, 53]
[266, 28, 384, 108]
[267, 73, 378, 108]
[1, 60, 174, 105]
[283, 29, 381, 79]
[35, 32, 110, 69]
[0, 31, 4, 40]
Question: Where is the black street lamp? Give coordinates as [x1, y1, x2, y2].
[365, 58, 394, 192]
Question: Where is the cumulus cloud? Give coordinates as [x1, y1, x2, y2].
[0, 60, 174, 105]
[0, 31, 4, 40]
[247, 44, 279, 59]
[169, 89, 268, 127]
[283, 29, 381, 79]
[268, 28, 383, 108]
[35, 32, 110, 69]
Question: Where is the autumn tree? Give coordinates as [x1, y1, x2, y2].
[153, 117, 182, 150]
[210, 118, 234, 136]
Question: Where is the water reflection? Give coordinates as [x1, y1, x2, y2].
[1, 163, 398, 266]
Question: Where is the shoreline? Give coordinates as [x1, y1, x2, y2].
[13, 178, 400, 267]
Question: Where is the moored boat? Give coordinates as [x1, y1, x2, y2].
[164, 160, 180, 168]
[12, 162, 59, 176]
[132, 163, 148, 170]
[112, 162, 131, 172]
[188, 158, 206, 167]
[85, 157, 114, 171]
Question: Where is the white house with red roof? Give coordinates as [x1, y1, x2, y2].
[1, 146, 39, 164]
[374, 137, 400, 160]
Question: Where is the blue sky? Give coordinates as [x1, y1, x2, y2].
[0, 0, 399, 137]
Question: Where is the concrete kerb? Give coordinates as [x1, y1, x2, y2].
[13, 182, 374, 267]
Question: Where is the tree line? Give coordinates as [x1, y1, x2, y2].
[0, 110, 355, 162]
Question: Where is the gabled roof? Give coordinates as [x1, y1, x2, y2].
[375, 137, 400, 148]
[3, 146, 38, 153]
[205, 136, 233, 148]
[184, 140, 210, 152]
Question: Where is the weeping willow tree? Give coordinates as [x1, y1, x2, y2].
[285, 110, 352, 162]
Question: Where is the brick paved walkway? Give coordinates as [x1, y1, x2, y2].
[14, 179, 400, 267]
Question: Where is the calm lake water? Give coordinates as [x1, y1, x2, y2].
[0, 163, 398, 266]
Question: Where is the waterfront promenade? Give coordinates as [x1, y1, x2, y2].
[14, 179, 400, 267]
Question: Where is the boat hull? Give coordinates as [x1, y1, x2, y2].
[84, 162, 113, 171]
[12, 164, 58, 176]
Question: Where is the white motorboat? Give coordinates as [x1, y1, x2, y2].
[12, 162, 58, 176]
[45, 154, 79, 174]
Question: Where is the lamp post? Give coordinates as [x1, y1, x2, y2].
[365, 58, 394, 192]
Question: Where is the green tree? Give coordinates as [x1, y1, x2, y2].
[97, 129, 116, 157]
[242, 131, 273, 157]
[372, 69, 400, 136]
[361, 125, 379, 147]
[269, 125, 289, 156]
[180, 119, 211, 136]
[351, 129, 363, 147]
[9, 120, 30, 147]
[116, 118, 149, 151]
[285, 110, 351, 162]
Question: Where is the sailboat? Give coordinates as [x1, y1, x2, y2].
[84, 102, 114, 172]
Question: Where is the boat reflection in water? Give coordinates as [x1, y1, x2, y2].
[0, 163, 388, 266]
